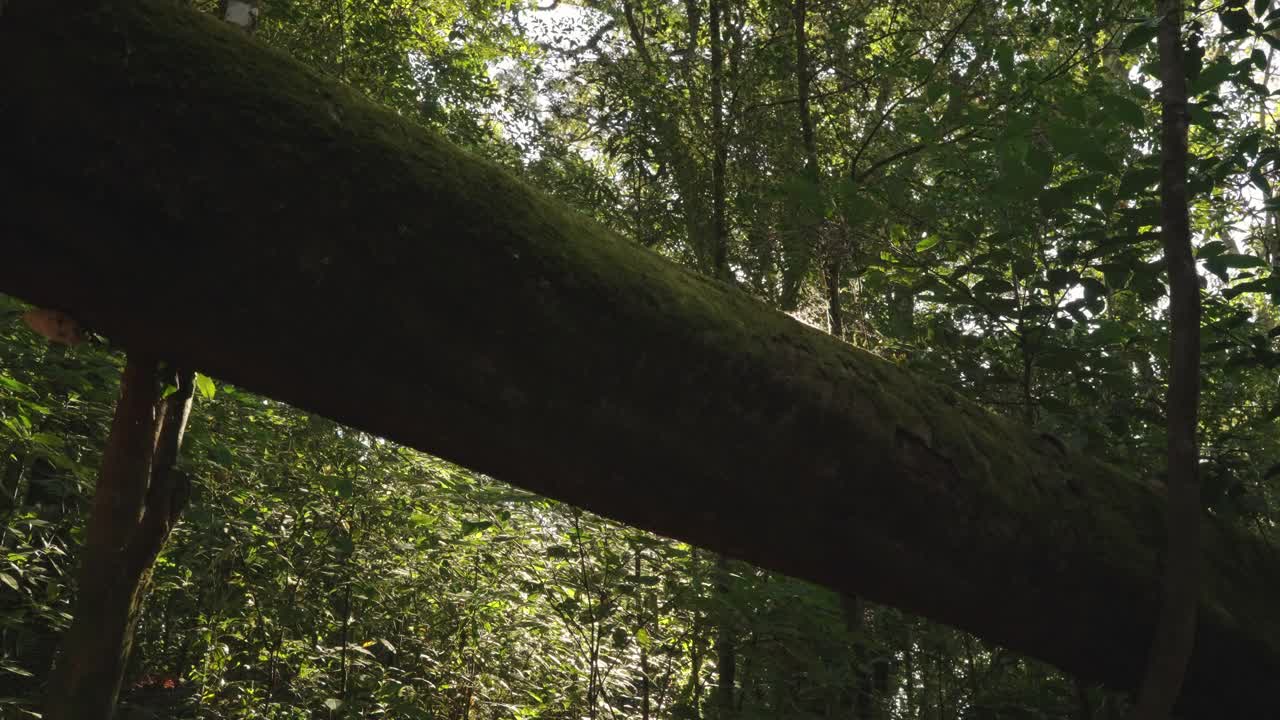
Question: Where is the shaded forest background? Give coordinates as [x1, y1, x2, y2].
[2, 0, 1279, 717]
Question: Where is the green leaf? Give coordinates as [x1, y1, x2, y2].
[30, 432, 63, 448]
[209, 445, 235, 466]
[1026, 146, 1054, 179]
[996, 42, 1014, 76]
[972, 278, 1014, 295]
[1082, 277, 1108, 301]
[1038, 188, 1071, 215]
[1117, 166, 1160, 198]
[1196, 240, 1227, 258]
[1223, 277, 1271, 298]
[461, 519, 494, 536]
[837, 177, 882, 224]
[194, 373, 217, 400]
[1089, 321, 1130, 346]
[1251, 170, 1272, 195]
[1084, 149, 1118, 173]
[1121, 203, 1162, 228]
[1059, 93, 1088, 121]
[1190, 59, 1236, 94]
[0, 573, 17, 591]
[1119, 23, 1159, 53]
[333, 535, 355, 555]
[1101, 94, 1146, 128]
[336, 477, 354, 498]
[1134, 276, 1167, 302]
[783, 175, 824, 217]
[1219, 6, 1254, 34]
[1037, 349, 1086, 370]
[1216, 253, 1269, 269]
[915, 235, 942, 252]
[1047, 268, 1080, 289]
[1047, 121, 1093, 156]
[1186, 102, 1215, 127]
[1056, 173, 1108, 198]
[324, 699, 344, 711]
[0, 374, 32, 394]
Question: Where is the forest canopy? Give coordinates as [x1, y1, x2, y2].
[1, 0, 1279, 719]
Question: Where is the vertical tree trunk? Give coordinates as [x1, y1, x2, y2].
[686, 549, 704, 720]
[44, 358, 195, 720]
[45, 5, 245, 715]
[714, 555, 735, 720]
[825, 259, 845, 340]
[627, 0, 713, 273]
[902, 628, 915, 719]
[794, 0, 845, 339]
[708, 0, 728, 279]
[340, 580, 353, 702]
[842, 594, 874, 720]
[636, 549, 651, 720]
[1019, 335, 1036, 425]
[792, 0, 818, 182]
[1261, 48, 1279, 271]
[334, 0, 346, 79]
[1134, 1, 1201, 718]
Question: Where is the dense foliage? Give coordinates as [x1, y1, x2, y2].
[3, 0, 1278, 717]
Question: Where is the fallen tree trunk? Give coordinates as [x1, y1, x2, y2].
[0, 2, 1276, 715]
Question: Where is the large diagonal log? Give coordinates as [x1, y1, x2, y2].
[1, 2, 1276, 715]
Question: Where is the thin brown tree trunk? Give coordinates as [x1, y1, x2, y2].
[637, 549, 651, 720]
[44, 359, 195, 720]
[714, 555, 735, 720]
[340, 580, 353, 702]
[1134, 1, 1201, 718]
[793, 0, 848, 341]
[708, 0, 728, 278]
[1019, 335, 1036, 425]
[825, 259, 845, 339]
[625, 0, 713, 272]
[686, 549, 704, 720]
[902, 628, 915, 719]
[793, 0, 818, 182]
[842, 594, 873, 720]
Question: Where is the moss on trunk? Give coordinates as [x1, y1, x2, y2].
[0, 1, 1277, 716]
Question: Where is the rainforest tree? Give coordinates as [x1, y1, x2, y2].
[1, 0, 1278, 718]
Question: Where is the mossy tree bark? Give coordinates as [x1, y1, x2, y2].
[1, 2, 1279, 717]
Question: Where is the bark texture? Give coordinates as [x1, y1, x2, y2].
[43, 358, 195, 720]
[1135, 2, 1201, 718]
[1, 2, 1278, 716]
